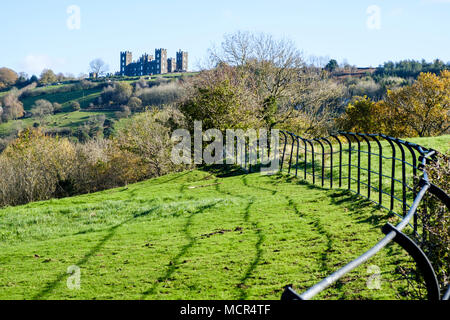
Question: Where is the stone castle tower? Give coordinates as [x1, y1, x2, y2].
[155, 48, 168, 74]
[176, 50, 188, 72]
[120, 51, 132, 76]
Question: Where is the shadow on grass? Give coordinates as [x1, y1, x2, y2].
[237, 200, 265, 300]
[200, 164, 248, 178]
[212, 178, 267, 300]
[141, 201, 220, 298]
[148, 170, 193, 187]
[33, 207, 159, 300]
[327, 190, 387, 228]
[241, 175, 278, 196]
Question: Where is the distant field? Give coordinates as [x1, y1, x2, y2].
[0, 111, 115, 137]
[21, 87, 103, 111]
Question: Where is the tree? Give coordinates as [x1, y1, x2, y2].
[29, 75, 39, 84]
[53, 102, 62, 113]
[338, 71, 450, 137]
[179, 70, 256, 131]
[383, 71, 449, 137]
[16, 72, 29, 87]
[203, 31, 345, 134]
[127, 97, 143, 112]
[325, 59, 339, 72]
[337, 96, 384, 133]
[112, 82, 133, 105]
[0, 67, 18, 89]
[31, 99, 54, 118]
[1, 88, 24, 122]
[89, 59, 109, 76]
[40, 69, 57, 85]
[70, 101, 81, 111]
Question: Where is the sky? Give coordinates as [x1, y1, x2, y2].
[1, 0, 449, 76]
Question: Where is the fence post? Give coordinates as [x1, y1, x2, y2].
[288, 132, 296, 175]
[381, 135, 397, 213]
[358, 134, 372, 200]
[349, 133, 361, 195]
[280, 131, 288, 172]
[341, 133, 352, 191]
[302, 138, 308, 180]
[315, 139, 325, 187]
[369, 135, 383, 207]
[307, 140, 316, 185]
[331, 135, 342, 188]
[322, 138, 334, 189]
[404, 142, 419, 234]
[393, 139, 408, 216]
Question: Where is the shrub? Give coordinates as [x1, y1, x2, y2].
[1, 88, 24, 122]
[0, 68, 18, 89]
[31, 99, 54, 118]
[113, 108, 186, 177]
[0, 129, 76, 206]
[53, 102, 63, 113]
[127, 96, 143, 112]
[113, 82, 133, 105]
[70, 139, 147, 194]
[70, 101, 81, 111]
[418, 152, 450, 292]
[137, 82, 184, 109]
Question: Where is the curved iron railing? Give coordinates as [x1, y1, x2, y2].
[277, 131, 449, 301]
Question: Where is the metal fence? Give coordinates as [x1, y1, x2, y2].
[277, 131, 449, 301]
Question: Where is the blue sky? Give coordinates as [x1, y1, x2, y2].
[1, 0, 449, 76]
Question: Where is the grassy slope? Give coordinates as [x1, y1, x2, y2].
[0, 86, 105, 137]
[0, 170, 407, 300]
[21, 87, 103, 111]
[0, 137, 446, 300]
[282, 135, 449, 216]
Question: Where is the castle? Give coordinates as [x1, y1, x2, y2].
[120, 49, 188, 76]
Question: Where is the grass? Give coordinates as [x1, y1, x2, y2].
[20, 87, 103, 111]
[0, 131, 445, 300]
[0, 85, 106, 137]
[0, 165, 429, 300]
[280, 135, 449, 219]
[0, 111, 114, 137]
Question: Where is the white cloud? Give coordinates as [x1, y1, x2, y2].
[20, 54, 67, 75]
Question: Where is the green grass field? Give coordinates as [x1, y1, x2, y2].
[0, 111, 115, 137]
[280, 135, 449, 217]
[0, 85, 106, 137]
[21, 88, 103, 111]
[0, 136, 446, 300]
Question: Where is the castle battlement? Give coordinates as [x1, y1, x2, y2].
[120, 48, 188, 76]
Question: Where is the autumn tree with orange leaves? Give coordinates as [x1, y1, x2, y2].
[338, 71, 450, 137]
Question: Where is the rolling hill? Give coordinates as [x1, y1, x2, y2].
[0, 136, 446, 300]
